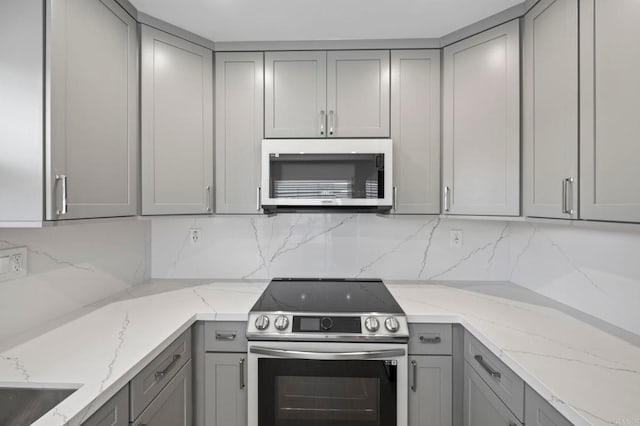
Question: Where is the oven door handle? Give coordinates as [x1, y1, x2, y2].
[249, 346, 405, 360]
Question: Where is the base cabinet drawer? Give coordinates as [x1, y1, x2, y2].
[131, 360, 192, 426]
[464, 362, 522, 426]
[204, 353, 247, 426]
[525, 385, 572, 426]
[409, 324, 453, 355]
[82, 386, 128, 426]
[408, 355, 452, 426]
[204, 322, 248, 353]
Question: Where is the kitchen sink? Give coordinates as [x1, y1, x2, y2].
[0, 387, 76, 425]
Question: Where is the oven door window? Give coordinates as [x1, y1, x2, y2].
[258, 358, 397, 426]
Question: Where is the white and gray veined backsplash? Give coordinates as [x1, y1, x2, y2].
[152, 214, 640, 337]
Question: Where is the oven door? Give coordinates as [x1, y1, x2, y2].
[248, 341, 407, 426]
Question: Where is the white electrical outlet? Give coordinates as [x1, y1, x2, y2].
[0, 247, 27, 282]
[189, 228, 202, 246]
[450, 230, 463, 248]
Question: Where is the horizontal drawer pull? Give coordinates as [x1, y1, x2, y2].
[155, 354, 181, 381]
[215, 331, 237, 341]
[419, 335, 441, 344]
[474, 354, 501, 379]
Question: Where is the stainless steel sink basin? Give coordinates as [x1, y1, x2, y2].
[0, 387, 76, 425]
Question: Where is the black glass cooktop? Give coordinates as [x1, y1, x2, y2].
[251, 278, 404, 314]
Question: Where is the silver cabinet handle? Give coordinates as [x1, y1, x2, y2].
[155, 354, 181, 381]
[410, 359, 417, 392]
[562, 178, 574, 215]
[443, 186, 451, 213]
[205, 185, 212, 212]
[239, 357, 245, 389]
[56, 174, 68, 216]
[256, 187, 261, 211]
[250, 346, 405, 360]
[419, 335, 441, 344]
[328, 110, 334, 136]
[215, 331, 237, 341]
[320, 110, 325, 136]
[474, 354, 501, 379]
[393, 187, 398, 211]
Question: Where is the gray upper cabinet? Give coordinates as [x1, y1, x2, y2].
[524, 0, 579, 219]
[391, 50, 441, 214]
[327, 50, 390, 138]
[580, 0, 640, 223]
[141, 25, 213, 215]
[205, 353, 247, 426]
[215, 52, 264, 214]
[443, 20, 520, 216]
[47, 0, 138, 220]
[409, 356, 452, 426]
[265, 51, 327, 138]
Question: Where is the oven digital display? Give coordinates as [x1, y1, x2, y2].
[299, 317, 320, 331]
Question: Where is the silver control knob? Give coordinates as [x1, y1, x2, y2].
[255, 315, 270, 331]
[385, 316, 400, 333]
[274, 315, 289, 331]
[364, 316, 380, 332]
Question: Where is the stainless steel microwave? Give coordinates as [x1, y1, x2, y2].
[260, 139, 393, 211]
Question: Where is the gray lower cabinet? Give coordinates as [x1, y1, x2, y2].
[204, 353, 247, 426]
[463, 362, 521, 426]
[141, 25, 214, 215]
[214, 52, 264, 214]
[82, 386, 128, 426]
[579, 0, 640, 222]
[390, 50, 441, 214]
[525, 385, 572, 426]
[409, 356, 452, 426]
[131, 361, 193, 426]
[442, 20, 520, 216]
[524, 0, 579, 219]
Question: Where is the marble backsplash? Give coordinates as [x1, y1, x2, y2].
[152, 214, 640, 337]
[0, 219, 150, 348]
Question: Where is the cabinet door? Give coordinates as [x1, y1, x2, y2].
[82, 386, 128, 426]
[463, 362, 521, 426]
[132, 361, 192, 426]
[443, 21, 520, 216]
[205, 353, 247, 426]
[580, 0, 640, 222]
[141, 25, 213, 215]
[524, 0, 579, 219]
[409, 356, 452, 426]
[391, 50, 441, 214]
[524, 385, 572, 426]
[215, 52, 264, 214]
[327, 50, 390, 138]
[265, 51, 327, 138]
[47, 0, 138, 220]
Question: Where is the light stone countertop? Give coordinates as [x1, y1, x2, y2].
[0, 280, 638, 426]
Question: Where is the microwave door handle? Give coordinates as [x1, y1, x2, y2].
[250, 346, 405, 360]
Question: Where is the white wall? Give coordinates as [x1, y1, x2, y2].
[152, 215, 640, 337]
[0, 220, 150, 348]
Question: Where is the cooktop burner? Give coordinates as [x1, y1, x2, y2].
[247, 278, 408, 343]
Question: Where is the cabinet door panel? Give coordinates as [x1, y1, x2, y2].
[265, 51, 326, 138]
[443, 21, 520, 216]
[327, 50, 390, 138]
[525, 385, 572, 426]
[391, 50, 441, 214]
[409, 356, 452, 426]
[48, 0, 138, 219]
[205, 353, 247, 426]
[215, 52, 264, 214]
[141, 26, 213, 215]
[82, 386, 128, 426]
[463, 362, 521, 426]
[524, 0, 579, 219]
[580, 0, 640, 222]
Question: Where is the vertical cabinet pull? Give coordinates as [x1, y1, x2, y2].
[562, 178, 575, 215]
[205, 185, 212, 212]
[239, 357, 245, 389]
[256, 187, 261, 211]
[443, 186, 451, 213]
[56, 174, 68, 216]
[328, 110, 334, 136]
[410, 360, 417, 392]
[320, 110, 325, 136]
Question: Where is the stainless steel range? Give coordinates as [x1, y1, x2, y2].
[247, 278, 408, 426]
